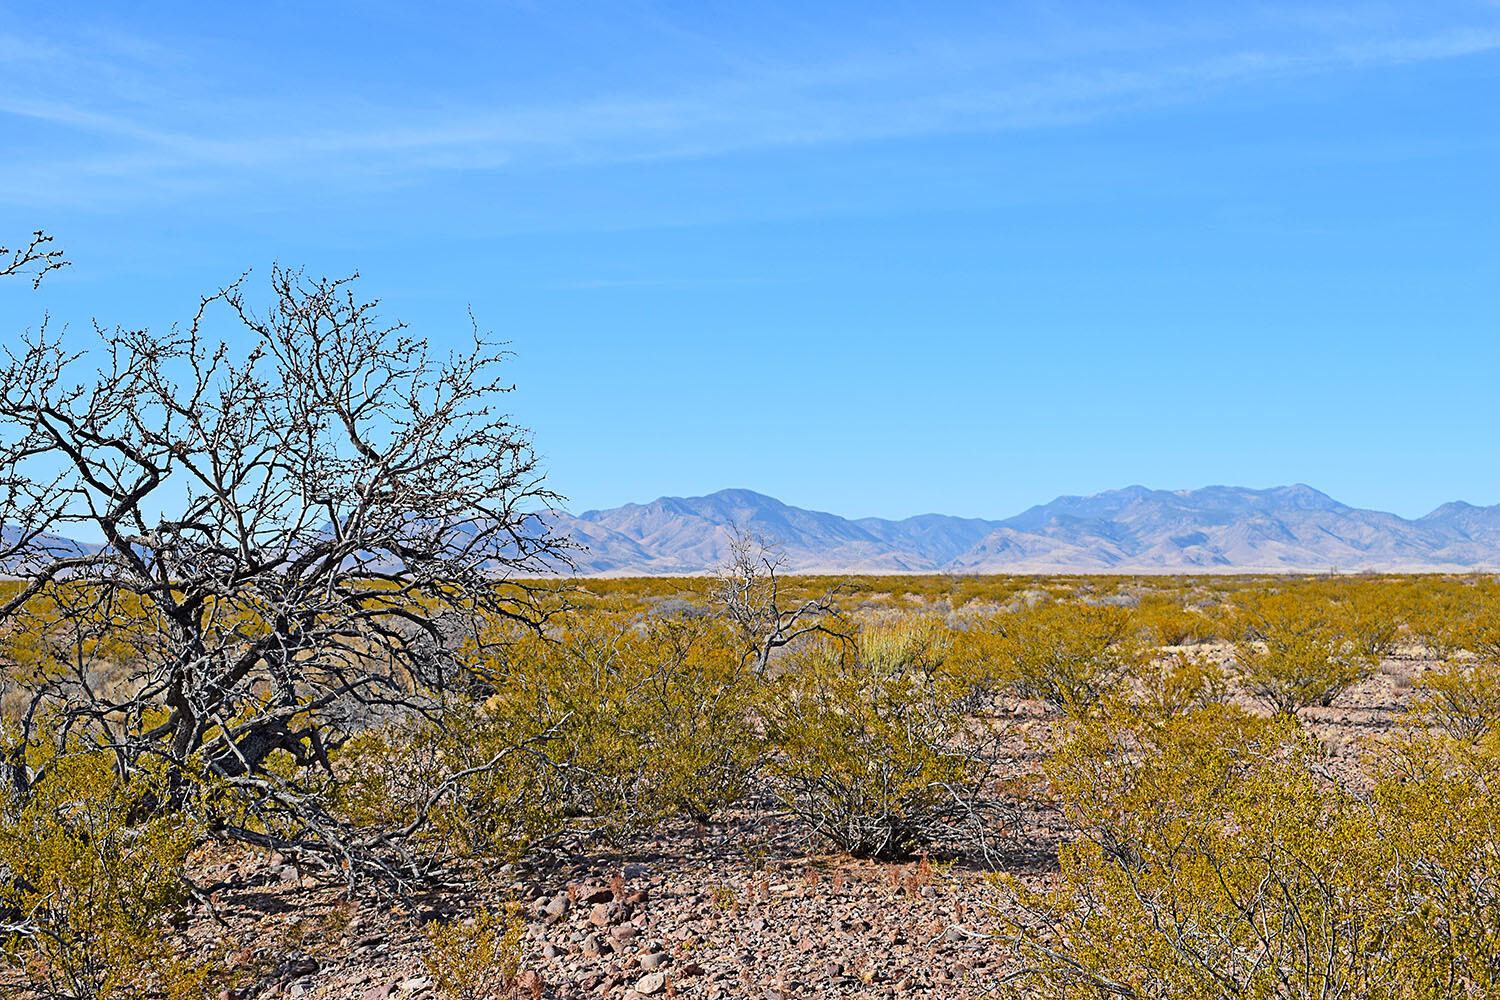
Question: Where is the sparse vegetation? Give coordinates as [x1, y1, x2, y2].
[421, 906, 530, 1000]
[11, 232, 1500, 997]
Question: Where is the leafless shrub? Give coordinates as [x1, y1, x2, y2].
[707, 527, 847, 676]
[0, 239, 571, 891]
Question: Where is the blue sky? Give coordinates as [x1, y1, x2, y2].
[2, 1, 1497, 520]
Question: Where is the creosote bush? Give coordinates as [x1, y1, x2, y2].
[761, 626, 1000, 861]
[999, 704, 1500, 999]
[488, 612, 761, 832]
[985, 602, 1138, 711]
[330, 703, 563, 862]
[329, 610, 763, 858]
[421, 905, 530, 1000]
[1229, 591, 1379, 716]
[1129, 650, 1228, 717]
[0, 743, 207, 1000]
[1133, 597, 1219, 647]
[1410, 656, 1500, 742]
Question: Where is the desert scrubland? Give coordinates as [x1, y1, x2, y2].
[5, 569, 1500, 1000]
[7, 2, 1497, 996]
[5, 236, 1500, 1000]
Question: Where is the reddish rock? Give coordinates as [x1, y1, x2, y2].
[590, 901, 621, 927]
[571, 883, 614, 904]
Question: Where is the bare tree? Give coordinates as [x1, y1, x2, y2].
[0, 231, 68, 289]
[0, 238, 571, 886]
[707, 525, 847, 676]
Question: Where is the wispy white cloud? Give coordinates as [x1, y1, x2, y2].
[2, 8, 1499, 207]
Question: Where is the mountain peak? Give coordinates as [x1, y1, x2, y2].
[1267, 483, 1345, 510]
[1422, 500, 1477, 519]
[701, 487, 786, 506]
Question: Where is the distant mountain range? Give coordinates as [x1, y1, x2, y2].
[543, 485, 1500, 575]
[15, 486, 1500, 577]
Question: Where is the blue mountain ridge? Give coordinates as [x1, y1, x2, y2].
[542, 485, 1500, 575]
[15, 486, 1500, 576]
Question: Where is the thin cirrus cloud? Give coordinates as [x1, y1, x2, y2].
[3, 16, 1500, 207]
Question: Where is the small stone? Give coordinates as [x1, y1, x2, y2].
[636, 971, 668, 996]
[639, 952, 670, 971]
[610, 925, 639, 941]
[581, 933, 604, 957]
[542, 894, 570, 922]
[542, 943, 561, 959]
[590, 902, 621, 927]
[572, 883, 614, 904]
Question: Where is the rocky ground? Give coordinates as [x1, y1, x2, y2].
[80, 645, 1437, 1000]
[186, 810, 1043, 1000]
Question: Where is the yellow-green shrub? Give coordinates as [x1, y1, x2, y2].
[999, 707, 1500, 999]
[1229, 591, 1377, 716]
[986, 602, 1138, 711]
[1369, 728, 1500, 993]
[450, 611, 759, 841]
[422, 905, 528, 1000]
[1406, 579, 1500, 657]
[1132, 597, 1219, 647]
[1410, 657, 1500, 742]
[760, 632, 996, 860]
[331, 704, 562, 860]
[1128, 651, 1227, 716]
[0, 747, 205, 1000]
